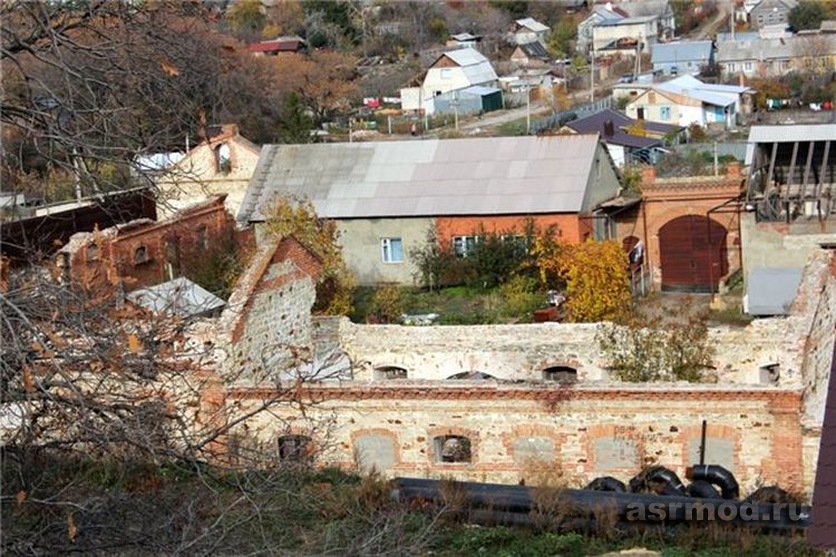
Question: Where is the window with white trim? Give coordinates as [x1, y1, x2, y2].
[659, 105, 672, 121]
[452, 235, 479, 257]
[380, 237, 403, 263]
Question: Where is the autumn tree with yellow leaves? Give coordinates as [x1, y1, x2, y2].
[535, 238, 632, 323]
[263, 194, 355, 316]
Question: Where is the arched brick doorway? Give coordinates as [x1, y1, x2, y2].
[659, 216, 728, 292]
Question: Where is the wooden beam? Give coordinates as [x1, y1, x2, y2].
[766, 141, 778, 197]
[802, 141, 815, 198]
[785, 141, 799, 202]
[818, 140, 831, 201]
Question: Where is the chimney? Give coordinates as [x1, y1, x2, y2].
[603, 120, 615, 137]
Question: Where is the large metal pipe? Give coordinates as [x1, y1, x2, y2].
[686, 464, 740, 500]
[392, 477, 810, 530]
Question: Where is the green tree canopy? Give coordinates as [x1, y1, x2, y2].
[788, 0, 830, 31]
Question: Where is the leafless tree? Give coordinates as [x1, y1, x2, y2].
[1, 1, 282, 198]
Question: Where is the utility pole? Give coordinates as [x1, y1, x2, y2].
[526, 84, 531, 134]
[590, 45, 595, 103]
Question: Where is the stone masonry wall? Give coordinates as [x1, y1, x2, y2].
[336, 318, 806, 386]
[230, 385, 806, 496]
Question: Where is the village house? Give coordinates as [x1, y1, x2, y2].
[399, 49, 501, 116]
[577, 0, 674, 55]
[651, 40, 715, 77]
[510, 17, 550, 46]
[141, 124, 261, 219]
[716, 33, 836, 81]
[558, 108, 683, 166]
[748, 0, 797, 29]
[236, 135, 622, 285]
[624, 75, 754, 129]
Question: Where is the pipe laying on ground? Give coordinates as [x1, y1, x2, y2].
[392, 477, 811, 531]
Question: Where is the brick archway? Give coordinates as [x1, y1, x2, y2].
[659, 216, 728, 292]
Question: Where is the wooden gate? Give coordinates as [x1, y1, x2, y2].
[659, 216, 728, 292]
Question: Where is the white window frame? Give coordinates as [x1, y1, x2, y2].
[659, 105, 672, 121]
[380, 237, 404, 263]
[452, 235, 479, 257]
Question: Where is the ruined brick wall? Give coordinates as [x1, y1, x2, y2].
[156, 125, 261, 219]
[334, 317, 805, 386]
[61, 196, 237, 294]
[219, 237, 319, 384]
[230, 385, 807, 496]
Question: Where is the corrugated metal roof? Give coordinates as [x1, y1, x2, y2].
[651, 41, 713, 64]
[745, 124, 836, 164]
[747, 124, 836, 144]
[439, 49, 498, 84]
[515, 17, 550, 33]
[656, 75, 742, 107]
[127, 277, 226, 318]
[238, 135, 610, 223]
[598, 15, 658, 26]
[443, 48, 489, 67]
[745, 266, 803, 316]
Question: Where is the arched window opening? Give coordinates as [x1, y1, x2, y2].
[446, 371, 496, 381]
[434, 435, 472, 463]
[542, 366, 578, 384]
[277, 434, 312, 462]
[374, 365, 407, 380]
[134, 245, 148, 265]
[215, 143, 231, 173]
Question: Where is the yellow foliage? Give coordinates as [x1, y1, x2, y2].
[535, 239, 631, 323]
[263, 194, 355, 316]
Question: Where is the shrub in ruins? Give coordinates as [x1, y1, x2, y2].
[597, 310, 716, 382]
[263, 194, 355, 315]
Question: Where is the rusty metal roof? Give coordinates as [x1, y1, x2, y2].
[238, 135, 616, 223]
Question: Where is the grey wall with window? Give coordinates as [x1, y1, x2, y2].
[337, 217, 434, 285]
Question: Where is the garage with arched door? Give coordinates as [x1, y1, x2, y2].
[659, 215, 728, 292]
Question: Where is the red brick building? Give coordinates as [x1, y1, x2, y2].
[615, 163, 744, 292]
[57, 196, 244, 296]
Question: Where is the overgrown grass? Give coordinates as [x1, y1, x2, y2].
[351, 283, 546, 325]
[3, 449, 818, 557]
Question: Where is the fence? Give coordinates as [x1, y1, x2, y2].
[529, 96, 613, 134]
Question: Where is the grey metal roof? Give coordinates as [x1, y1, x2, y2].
[745, 266, 803, 316]
[238, 135, 608, 223]
[745, 124, 836, 164]
[656, 75, 748, 108]
[652, 41, 713, 64]
[127, 277, 226, 319]
[438, 49, 498, 85]
[515, 17, 550, 33]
